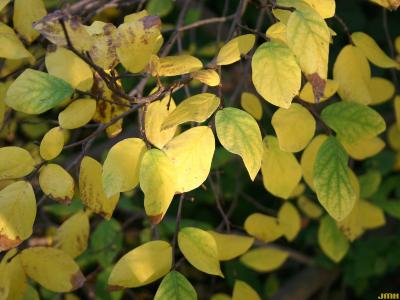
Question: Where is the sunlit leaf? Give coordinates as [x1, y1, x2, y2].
[216, 34, 255, 65]
[240, 92, 263, 121]
[208, 231, 254, 261]
[232, 280, 261, 300]
[39, 164, 75, 203]
[59, 99, 97, 129]
[240, 247, 289, 272]
[278, 202, 301, 241]
[0, 23, 32, 59]
[244, 213, 283, 242]
[13, 0, 46, 43]
[39, 126, 65, 160]
[0, 146, 35, 180]
[191, 69, 220, 87]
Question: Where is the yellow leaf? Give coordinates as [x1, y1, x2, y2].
[396, 36, 400, 53]
[252, 41, 301, 108]
[145, 94, 177, 148]
[211, 294, 232, 300]
[39, 126, 65, 160]
[388, 124, 400, 151]
[13, 0, 46, 43]
[297, 195, 323, 219]
[240, 92, 263, 120]
[0, 82, 10, 127]
[102, 138, 147, 197]
[59, 99, 97, 129]
[33, 12, 92, 51]
[216, 108, 263, 180]
[39, 164, 75, 203]
[54, 211, 89, 258]
[278, 202, 301, 241]
[240, 247, 289, 272]
[162, 93, 220, 129]
[265, 22, 287, 43]
[116, 15, 163, 73]
[299, 79, 338, 103]
[124, 10, 149, 23]
[45, 47, 93, 91]
[352, 32, 400, 69]
[84, 21, 118, 69]
[369, 77, 395, 105]
[285, 0, 331, 78]
[155, 55, 203, 76]
[108, 240, 172, 289]
[0, 0, 10, 11]
[333, 45, 372, 104]
[289, 182, 306, 198]
[318, 215, 349, 262]
[79, 156, 120, 219]
[0, 22, 32, 59]
[0, 146, 35, 180]
[139, 149, 177, 224]
[178, 227, 223, 277]
[272, 103, 316, 152]
[207, 231, 254, 261]
[244, 213, 283, 242]
[261, 136, 302, 199]
[216, 34, 256, 65]
[0, 181, 36, 251]
[395, 96, 400, 130]
[163, 126, 215, 193]
[303, 0, 336, 18]
[1, 254, 28, 300]
[300, 134, 329, 191]
[232, 280, 261, 300]
[369, 0, 400, 10]
[191, 69, 220, 86]
[20, 247, 85, 292]
[340, 136, 385, 160]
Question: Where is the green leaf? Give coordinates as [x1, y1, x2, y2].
[359, 170, 382, 198]
[321, 101, 386, 143]
[313, 137, 356, 221]
[5, 69, 74, 114]
[154, 271, 197, 300]
[146, 0, 173, 17]
[91, 219, 123, 268]
[252, 41, 301, 108]
[215, 108, 263, 180]
[318, 215, 349, 262]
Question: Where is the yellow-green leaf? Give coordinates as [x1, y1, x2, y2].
[39, 126, 65, 161]
[139, 149, 177, 224]
[285, 1, 330, 78]
[321, 101, 386, 143]
[39, 164, 74, 203]
[244, 213, 283, 242]
[178, 227, 223, 277]
[208, 231, 254, 261]
[54, 211, 89, 258]
[232, 280, 261, 300]
[20, 247, 85, 292]
[278, 202, 301, 241]
[313, 137, 356, 221]
[240, 92, 263, 120]
[162, 93, 220, 129]
[265, 22, 287, 43]
[252, 41, 301, 108]
[0, 181, 36, 251]
[45, 47, 93, 91]
[79, 156, 120, 219]
[108, 240, 172, 289]
[0, 0, 10, 11]
[102, 138, 147, 197]
[261, 136, 302, 199]
[240, 247, 289, 272]
[216, 108, 263, 180]
[272, 103, 315, 152]
[154, 271, 197, 300]
[5, 69, 74, 114]
[297, 195, 323, 219]
[318, 215, 349, 262]
[0, 22, 32, 59]
[0, 253, 28, 300]
[59, 99, 97, 129]
[163, 126, 215, 193]
[352, 32, 400, 69]
[339, 136, 385, 160]
[216, 34, 255, 66]
[13, 0, 46, 43]
[0, 146, 35, 180]
[333, 45, 372, 104]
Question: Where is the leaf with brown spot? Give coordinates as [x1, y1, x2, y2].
[307, 73, 326, 103]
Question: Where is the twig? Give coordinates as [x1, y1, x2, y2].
[172, 194, 185, 267]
